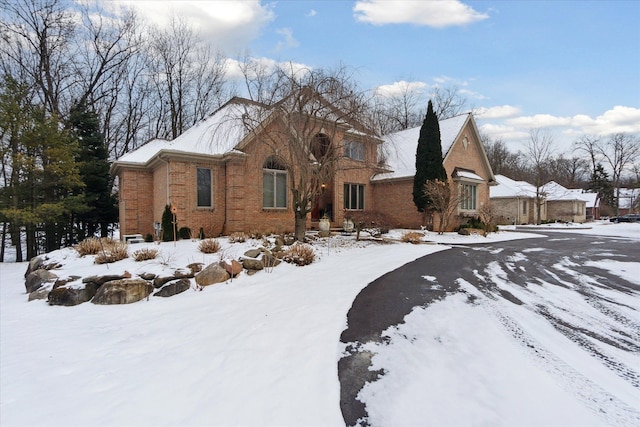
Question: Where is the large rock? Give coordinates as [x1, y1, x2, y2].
[153, 269, 194, 288]
[154, 279, 191, 297]
[241, 257, 263, 271]
[28, 287, 51, 301]
[48, 282, 101, 306]
[195, 263, 230, 286]
[243, 248, 263, 258]
[24, 256, 45, 278]
[91, 279, 153, 305]
[25, 269, 58, 293]
[82, 274, 129, 287]
[221, 259, 243, 277]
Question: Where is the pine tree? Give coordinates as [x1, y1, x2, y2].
[68, 101, 118, 239]
[413, 100, 447, 214]
[589, 163, 615, 209]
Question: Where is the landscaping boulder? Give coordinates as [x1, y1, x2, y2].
[83, 274, 129, 287]
[24, 256, 45, 278]
[48, 282, 101, 306]
[25, 269, 58, 293]
[221, 259, 243, 277]
[187, 263, 204, 273]
[154, 279, 191, 297]
[195, 263, 230, 286]
[91, 279, 153, 305]
[241, 257, 263, 271]
[28, 287, 51, 301]
[243, 248, 263, 258]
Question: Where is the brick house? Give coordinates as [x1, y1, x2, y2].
[111, 97, 495, 238]
[371, 113, 495, 230]
[544, 181, 587, 223]
[490, 174, 545, 225]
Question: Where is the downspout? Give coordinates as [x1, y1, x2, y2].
[222, 161, 227, 235]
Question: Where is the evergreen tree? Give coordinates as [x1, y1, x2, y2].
[161, 204, 176, 242]
[588, 163, 615, 209]
[68, 101, 118, 239]
[413, 100, 447, 215]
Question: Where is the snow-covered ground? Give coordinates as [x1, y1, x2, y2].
[1, 222, 639, 426]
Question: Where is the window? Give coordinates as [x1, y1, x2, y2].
[344, 183, 365, 210]
[197, 167, 212, 207]
[263, 158, 287, 208]
[345, 141, 365, 161]
[460, 184, 477, 211]
[522, 200, 527, 214]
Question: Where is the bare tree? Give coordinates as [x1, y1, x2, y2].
[596, 133, 640, 213]
[481, 134, 526, 179]
[573, 134, 601, 176]
[147, 16, 228, 140]
[373, 81, 425, 133]
[430, 85, 470, 120]
[0, 0, 76, 116]
[423, 180, 460, 234]
[526, 128, 554, 224]
[236, 62, 376, 240]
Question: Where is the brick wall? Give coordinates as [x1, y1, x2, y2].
[119, 169, 153, 237]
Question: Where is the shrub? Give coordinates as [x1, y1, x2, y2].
[401, 231, 424, 244]
[95, 242, 129, 264]
[229, 231, 247, 243]
[144, 233, 153, 242]
[162, 204, 176, 242]
[349, 211, 393, 240]
[179, 226, 191, 240]
[198, 227, 205, 240]
[198, 238, 221, 254]
[75, 237, 115, 256]
[132, 248, 159, 262]
[282, 243, 315, 266]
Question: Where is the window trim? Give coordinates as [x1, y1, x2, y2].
[344, 140, 365, 161]
[196, 167, 213, 208]
[344, 183, 365, 210]
[263, 166, 288, 209]
[459, 182, 478, 211]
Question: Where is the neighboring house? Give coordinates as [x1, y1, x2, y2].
[544, 181, 587, 223]
[571, 190, 600, 220]
[112, 96, 495, 238]
[616, 188, 640, 215]
[490, 174, 544, 225]
[371, 113, 496, 230]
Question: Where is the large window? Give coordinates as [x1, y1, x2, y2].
[197, 167, 212, 207]
[345, 141, 365, 161]
[460, 184, 477, 211]
[344, 183, 365, 210]
[263, 158, 287, 208]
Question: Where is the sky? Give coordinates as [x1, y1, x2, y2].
[110, 1, 639, 153]
[1, 223, 639, 426]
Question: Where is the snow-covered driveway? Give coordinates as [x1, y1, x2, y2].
[341, 232, 640, 426]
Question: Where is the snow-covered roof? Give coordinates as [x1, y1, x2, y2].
[114, 100, 262, 166]
[454, 169, 484, 181]
[373, 113, 470, 181]
[544, 181, 586, 202]
[490, 174, 538, 198]
[576, 191, 599, 208]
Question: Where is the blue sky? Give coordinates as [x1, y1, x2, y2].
[116, 0, 640, 153]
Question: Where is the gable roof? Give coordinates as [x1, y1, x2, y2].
[490, 174, 538, 198]
[372, 113, 488, 181]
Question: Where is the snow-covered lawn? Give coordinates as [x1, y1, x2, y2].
[1, 222, 639, 426]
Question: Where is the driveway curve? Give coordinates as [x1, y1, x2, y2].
[338, 232, 640, 426]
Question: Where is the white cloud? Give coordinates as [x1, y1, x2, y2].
[274, 28, 299, 52]
[479, 123, 529, 141]
[375, 80, 427, 97]
[353, 0, 488, 28]
[474, 105, 522, 119]
[506, 114, 573, 128]
[106, 0, 274, 53]
[307, 9, 317, 17]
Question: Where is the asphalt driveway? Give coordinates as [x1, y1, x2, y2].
[338, 232, 640, 426]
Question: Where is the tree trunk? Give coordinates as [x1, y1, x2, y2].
[0, 222, 6, 263]
[294, 213, 307, 241]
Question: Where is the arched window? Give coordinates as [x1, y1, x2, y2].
[263, 157, 287, 208]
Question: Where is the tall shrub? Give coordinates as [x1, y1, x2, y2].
[161, 204, 176, 242]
